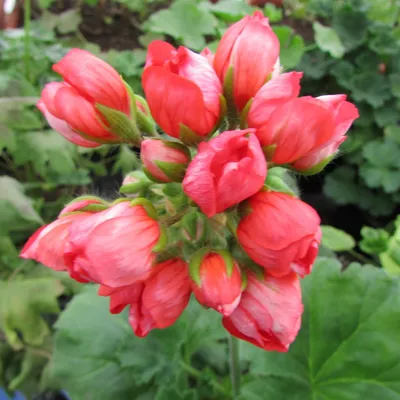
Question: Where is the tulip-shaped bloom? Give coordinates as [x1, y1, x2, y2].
[237, 191, 321, 278]
[223, 271, 303, 352]
[140, 139, 191, 183]
[200, 47, 214, 65]
[191, 250, 242, 316]
[292, 95, 359, 172]
[99, 258, 191, 337]
[64, 200, 166, 287]
[247, 75, 358, 166]
[183, 129, 267, 217]
[39, 49, 140, 147]
[143, 41, 222, 142]
[213, 11, 280, 111]
[20, 198, 105, 281]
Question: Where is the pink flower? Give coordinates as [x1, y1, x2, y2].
[183, 129, 267, 217]
[53, 49, 130, 114]
[39, 49, 138, 146]
[191, 250, 242, 316]
[143, 41, 222, 140]
[214, 11, 280, 111]
[237, 191, 321, 278]
[99, 258, 191, 337]
[200, 47, 215, 65]
[64, 201, 164, 287]
[20, 199, 103, 280]
[292, 95, 359, 171]
[223, 271, 303, 352]
[140, 139, 191, 183]
[247, 75, 358, 166]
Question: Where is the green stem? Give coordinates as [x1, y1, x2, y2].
[228, 334, 240, 398]
[348, 249, 377, 266]
[179, 361, 230, 397]
[304, 43, 318, 52]
[24, 0, 32, 82]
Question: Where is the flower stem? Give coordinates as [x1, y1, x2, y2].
[24, 0, 32, 82]
[228, 334, 241, 398]
[179, 361, 230, 397]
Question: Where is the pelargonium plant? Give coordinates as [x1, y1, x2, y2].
[21, 9, 358, 378]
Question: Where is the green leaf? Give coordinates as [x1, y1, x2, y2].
[240, 258, 400, 400]
[13, 130, 78, 178]
[385, 125, 400, 144]
[313, 21, 345, 59]
[366, 0, 399, 25]
[332, 6, 368, 51]
[0, 278, 63, 350]
[264, 3, 283, 22]
[330, 60, 356, 89]
[0, 176, 42, 236]
[206, 0, 256, 23]
[359, 164, 400, 193]
[351, 72, 391, 108]
[374, 101, 400, 127]
[321, 225, 355, 251]
[323, 167, 396, 216]
[363, 139, 400, 168]
[298, 50, 334, 79]
[56, 9, 83, 35]
[389, 74, 400, 98]
[143, 0, 217, 51]
[360, 226, 389, 255]
[51, 289, 226, 399]
[111, 145, 140, 175]
[273, 26, 305, 69]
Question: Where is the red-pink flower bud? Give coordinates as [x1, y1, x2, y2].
[143, 41, 222, 142]
[20, 213, 91, 280]
[183, 129, 267, 217]
[39, 50, 142, 147]
[237, 191, 321, 278]
[64, 200, 167, 287]
[247, 75, 358, 166]
[190, 250, 242, 316]
[99, 258, 191, 337]
[223, 271, 303, 352]
[292, 95, 359, 172]
[200, 47, 214, 65]
[140, 139, 191, 183]
[214, 11, 280, 111]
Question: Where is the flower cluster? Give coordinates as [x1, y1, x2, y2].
[21, 11, 358, 352]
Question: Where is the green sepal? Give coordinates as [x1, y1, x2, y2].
[155, 160, 188, 182]
[211, 95, 228, 134]
[64, 195, 108, 206]
[120, 181, 151, 194]
[181, 211, 208, 244]
[263, 144, 277, 161]
[112, 198, 131, 205]
[240, 98, 253, 129]
[143, 167, 168, 183]
[265, 175, 296, 196]
[96, 103, 141, 146]
[179, 124, 207, 147]
[130, 197, 158, 219]
[240, 268, 248, 290]
[155, 246, 182, 264]
[292, 153, 336, 176]
[189, 247, 210, 287]
[243, 261, 265, 281]
[75, 129, 120, 145]
[164, 141, 192, 160]
[135, 95, 157, 136]
[152, 223, 168, 253]
[123, 78, 138, 121]
[213, 249, 235, 278]
[80, 204, 109, 212]
[223, 66, 240, 128]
